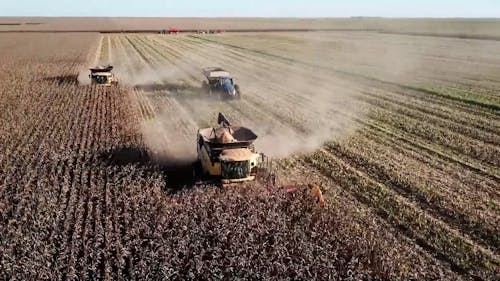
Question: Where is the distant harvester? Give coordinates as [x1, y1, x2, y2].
[89, 65, 118, 87]
[160, 28, 179, 34]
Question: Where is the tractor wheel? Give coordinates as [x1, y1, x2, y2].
[234, 85, 242, 100]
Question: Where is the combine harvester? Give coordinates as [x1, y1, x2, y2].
[194, 113, 325, 207]
[195, 113, 270, 185]
[201, 67, 241, 100]
[89, 65, 118, 86]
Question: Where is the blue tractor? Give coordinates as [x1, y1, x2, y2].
[202, 67, 241, 100]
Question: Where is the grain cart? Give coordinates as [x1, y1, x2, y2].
[201, 67, 241, 100]
[194, 113, 273, 185]
[89, 65, 118, 86]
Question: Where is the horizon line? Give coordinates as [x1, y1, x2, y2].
[1, 16, 500, 19]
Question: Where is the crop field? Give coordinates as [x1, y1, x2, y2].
[2, 17, 500, 39]
[0, 28, 499, 280]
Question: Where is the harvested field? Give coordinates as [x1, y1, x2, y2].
[0, 26, 499, 280]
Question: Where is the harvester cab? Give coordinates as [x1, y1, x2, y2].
[195, 113, 272, 185]
[89, 65, 118, 86]
[202, 67, 241, 100]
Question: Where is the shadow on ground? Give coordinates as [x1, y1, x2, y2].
[135, 82, 202, 93]
[135, 82, 239, 105]
[99, 146, 200, 191]
[159, 158, 199, 191]
[99, 146, 151, 165]
[43, 74, 79, 85]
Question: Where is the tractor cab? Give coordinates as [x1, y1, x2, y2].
[202, 67, 241, 99]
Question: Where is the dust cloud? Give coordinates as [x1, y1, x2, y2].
[140, 115, 198, 166]
[116, 65, 191, 87]
[228, 35, 368, 158]
[141, 48, 364, 160]
[253, 82, 365, 157]
[109, 32, 429, 160]
[77, 70, 91, 85]
[138, 66, 366, 161]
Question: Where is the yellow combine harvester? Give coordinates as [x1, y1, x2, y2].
[194, 113, 272, 185]
[193, 113, 325, 207]
[89, 65, 118, 86]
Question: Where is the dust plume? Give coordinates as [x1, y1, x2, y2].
[133, 41, 367, 160]
[77, 70, 91, 85]
[252, 94, 364, 158]
[245, 31, 427, 157]
[120, 32, 429, 160]
[228, 34, 369, 158]
[140, 114, 197, 166]
[115, 65, 190, 87]
[79, 33, 376, 160]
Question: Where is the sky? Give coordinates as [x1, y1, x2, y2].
[0, 0, 499, 18]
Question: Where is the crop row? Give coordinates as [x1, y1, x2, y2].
[87, 33, 500, 279]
